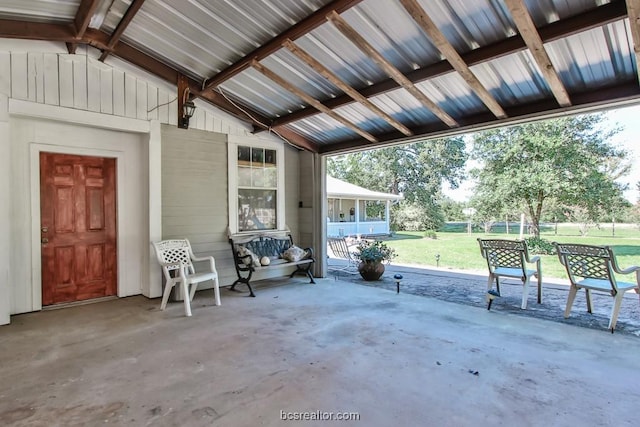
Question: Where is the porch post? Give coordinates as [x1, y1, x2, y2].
[146, 120, 162, 298]
[311, 153, 327, 278]
[0, 94, 10, 324]
[385, 200, 390, 235]
[355, 199, 360, 236]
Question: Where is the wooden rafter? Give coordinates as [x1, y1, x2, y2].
[399, 0, 506, 119]
[203, 0, 364, 90]
[251, 60, 378, 142]
[0, 18, 319, 151]
[320, 79, 640, 154]
[283, 39, 413, 136]
[326, 11, 458, 128]
[264, 0, 625, 129]
[626, 0, 640, 85]
[67, 0, 101, 54]
[99, 0, 146, 62]
[503, 0, 571, 107]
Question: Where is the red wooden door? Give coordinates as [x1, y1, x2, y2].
[40, 153, 117, 306]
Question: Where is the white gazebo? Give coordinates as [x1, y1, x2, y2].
[327, 176, 403, 238]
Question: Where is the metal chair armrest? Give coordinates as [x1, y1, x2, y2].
[527, 255, 541, 264]
[613, 264, 640, 276]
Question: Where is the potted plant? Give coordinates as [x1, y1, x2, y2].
[354, 240, 396, 281]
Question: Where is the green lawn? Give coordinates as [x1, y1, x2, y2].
[384, 224, 640, 281]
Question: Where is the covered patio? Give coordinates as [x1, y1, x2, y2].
[1, 275, 639, 426]
[1, 1, 640, 424]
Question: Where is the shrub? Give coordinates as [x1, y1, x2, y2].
[355, 240, 396, 264]
[423, 230, 437, 239]
[525, 236, 555, 255]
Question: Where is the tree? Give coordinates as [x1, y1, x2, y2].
[470, 114, 629, 238]
[327, 137, 467, 230]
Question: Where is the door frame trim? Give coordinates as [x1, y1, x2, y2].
[31, 145, 125, 310]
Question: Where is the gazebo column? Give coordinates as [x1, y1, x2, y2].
[385, 200, 390, 235]
[355, 199, 360, 237]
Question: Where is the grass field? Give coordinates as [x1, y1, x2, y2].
[385, 224, 640, 281]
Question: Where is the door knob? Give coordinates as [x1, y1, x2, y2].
[41, 238, 49, 244]
[41, 227, 48, 233]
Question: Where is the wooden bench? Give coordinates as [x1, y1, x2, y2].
[229, 230, 315, 297]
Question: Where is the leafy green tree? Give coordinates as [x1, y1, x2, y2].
[328, 137, 467, 230]
[471, 114, 629, 238]
[439, 197, 467, 221]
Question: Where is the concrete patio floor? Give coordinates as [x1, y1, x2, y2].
[1, 275, 639, 426]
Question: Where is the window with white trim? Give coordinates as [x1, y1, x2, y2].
[228, 137, 285, 234]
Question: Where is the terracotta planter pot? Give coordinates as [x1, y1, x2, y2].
[358, 260, 385, 281]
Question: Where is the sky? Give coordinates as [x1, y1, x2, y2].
[445, 104, 640, 203]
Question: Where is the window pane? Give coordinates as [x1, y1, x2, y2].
[238, 189, 276, 231]
[251, 148, 264, 165]
[238, 166, 252, 187]
[252, 168, 265, 187]
[265, 149, 276, 167]
[264, 166, 277, 187]
[238, 146, 250, 166]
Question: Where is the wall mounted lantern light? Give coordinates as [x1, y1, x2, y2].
[180, 100, 196, 129]
[177, 74, 196, 129]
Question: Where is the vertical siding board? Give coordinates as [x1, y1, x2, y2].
[100, 67, 113, 114]
[147, 85, 158, 120]
[205, 112, 214, 132]
[11, 52, 28, 100]
[87, 58, 102, 112]
[193, 108, 206, 130]
[112, 69, 125, 116]
[168, 94, 177, 125]
[124, 74, 136, 118]
[43, 53, 59, 105]
[58, 55, 74, 107]
[157, 90, 169, 123]
[72, 56, 87, 110]
[0, 52, 11, 97]
[27, 53, 44, 103]
[136, 80, 147, 119]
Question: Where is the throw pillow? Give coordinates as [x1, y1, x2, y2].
[237, 245, 261, 267]
[282, 245, 308, 262]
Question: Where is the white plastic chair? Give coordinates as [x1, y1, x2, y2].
[152, 239, 221, 316]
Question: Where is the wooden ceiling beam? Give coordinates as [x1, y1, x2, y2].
[503, 0, 571, 107]
[265, 0, 625, 130]
[99, 0, 146, 62]
[68, 0, 101, 54]
[320, 79, 640, 155]
[203, 0, 364, 90]
[283, 39, 413, 136]
[251, 59, 378, 142]
[399, 0, 506, 119]
[625, 0, 640, 85]
[0, 19, 319, 152]
[327, 10, 458, 128]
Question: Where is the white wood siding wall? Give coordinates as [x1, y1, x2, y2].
[0, 48, 250, 136]
[161, 125, 303, 288]
[160, 125, 237, 286]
